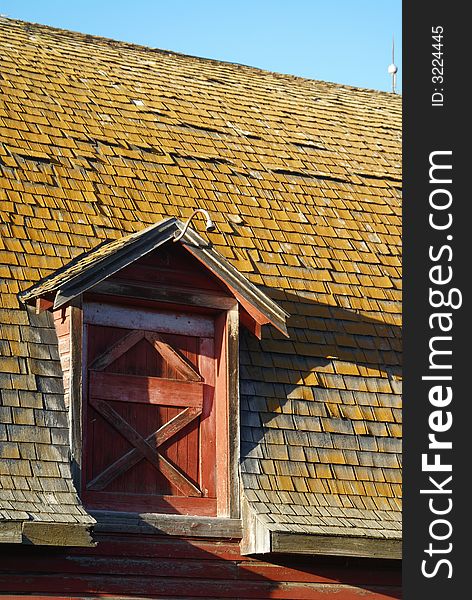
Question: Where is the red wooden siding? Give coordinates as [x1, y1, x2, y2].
[0, 533, 402, 599]
[113, 243, 229, 293]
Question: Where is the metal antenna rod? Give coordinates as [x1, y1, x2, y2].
[388, 34, 398, 94]
[392, 35, 396, 94]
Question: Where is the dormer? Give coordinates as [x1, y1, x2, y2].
[20, 217, 289, 519]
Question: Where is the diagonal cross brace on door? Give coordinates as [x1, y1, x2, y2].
[87, 397, 202, 497]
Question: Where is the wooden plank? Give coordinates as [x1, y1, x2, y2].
[71, 535, 244, 558]
[83, 492, 217, 515]
[84, 301, 214, 337]
[89, 328, 144, 370]
[2, 593, 402, 600]
[0, 574, 402, 599]
[87, 407, 201, 491]
[0, 554, 239, 580]
[22, 522, 95, 547]
[226, 306, 240, 519]
[157, 406, 201, 446]
[90, 371, 203, 406]
[271, 533, 402, 560]
[9, 552, 400, 586]
[199, 337, 216, 500]
[90, 397, 201, 497]
[238, 561, 402, 586]
[93, 278, 236, 310]
[145, 331, 202, 381]
[214, 311, 229, 517]
[69, 302, 83, 490]
[89, 513, 242, 539]
[69, 536, 399, 581]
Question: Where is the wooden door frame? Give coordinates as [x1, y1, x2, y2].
[66, 288, 240, 520]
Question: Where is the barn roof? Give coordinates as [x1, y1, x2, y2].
[0, 18, 402, 553]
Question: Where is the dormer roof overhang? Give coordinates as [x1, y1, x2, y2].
[19, 217, 289, 338]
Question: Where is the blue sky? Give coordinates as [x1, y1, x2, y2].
[1, 1, 401, 92]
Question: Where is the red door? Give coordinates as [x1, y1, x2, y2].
[82, 303, 216, 515]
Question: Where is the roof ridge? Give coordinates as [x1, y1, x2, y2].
[0, 16, 400, 97]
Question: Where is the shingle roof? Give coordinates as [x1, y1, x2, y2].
[0, 18, 401, 544]
[0, 303, 95, 538]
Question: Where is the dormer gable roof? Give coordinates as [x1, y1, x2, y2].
[19, 217, 289, 338]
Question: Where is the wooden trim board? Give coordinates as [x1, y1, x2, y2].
[70, 300, 84, 491]
[84, 302, 214, 337]
[241, 501, 401, 559]
[90, 510, 242, 538]
[271, 532, 402, 560]
[92, 279, 237, 311]
[21, 522, 95, 547]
